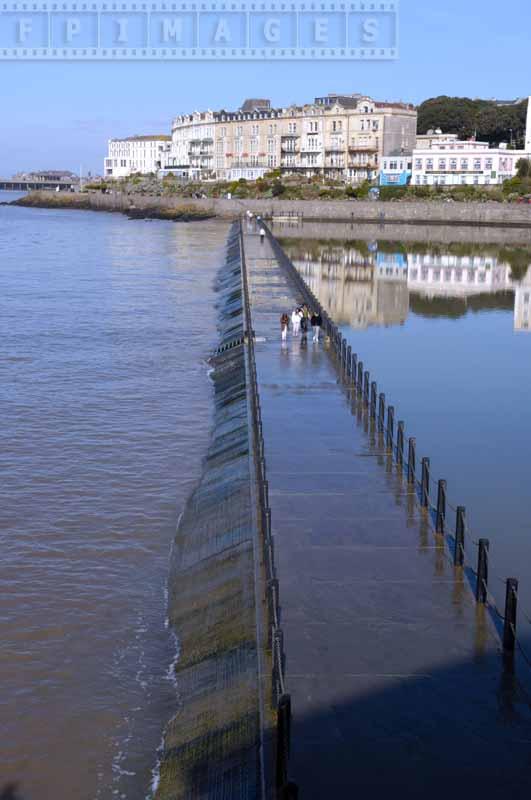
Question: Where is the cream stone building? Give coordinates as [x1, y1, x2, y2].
[166, 95, 417, 184]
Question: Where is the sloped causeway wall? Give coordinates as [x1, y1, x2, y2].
[155, 223, 262, 799]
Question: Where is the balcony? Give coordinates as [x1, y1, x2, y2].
[349, 144, 378, 152]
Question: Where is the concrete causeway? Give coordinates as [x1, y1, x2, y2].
[243, 227, 531, 798]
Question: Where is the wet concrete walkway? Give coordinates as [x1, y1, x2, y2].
[243, 229, 531, 799]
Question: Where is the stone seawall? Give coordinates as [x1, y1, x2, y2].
[12, 190, 531, 228]
[155, 224, 263, 799]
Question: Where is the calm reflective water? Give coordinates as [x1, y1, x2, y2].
[0, 194, 227, 800]
[280, 226, 531, 617]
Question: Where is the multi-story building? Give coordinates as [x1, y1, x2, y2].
[104, 135, 171, 178]
[411, 138, 530, 186]
[167, 94, 417, 184]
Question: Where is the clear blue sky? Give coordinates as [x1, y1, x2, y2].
[1, 0, 529, 176]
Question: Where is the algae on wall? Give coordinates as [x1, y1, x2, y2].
[156, 224, 262, 800]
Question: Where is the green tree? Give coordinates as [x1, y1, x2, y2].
[516, 158, 531, 178]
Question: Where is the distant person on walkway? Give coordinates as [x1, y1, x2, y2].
[280, 313, 290, 342]
[311, 311, 322, 342]
[259, 227, 266, 243]
[291, 308, 301, 337]
[300, 313, 308, 337]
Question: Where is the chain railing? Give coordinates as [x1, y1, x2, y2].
[259, 218, 531, 671]
[239, 220, 298, 800]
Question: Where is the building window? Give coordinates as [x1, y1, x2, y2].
[450, 159, 457, 170]
[438, 159, 446, 170]
[474, 159, 482, 170]
[461, 159, 468, 170]
[415, 159, 422, 170]
[426, 159, 434, 170]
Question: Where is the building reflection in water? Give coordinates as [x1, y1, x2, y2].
[281, 239, 531, 333]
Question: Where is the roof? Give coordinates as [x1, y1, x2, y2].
[240, 98, 271, 112]
[111, 134, 171, 142]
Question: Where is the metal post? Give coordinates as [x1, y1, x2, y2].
[370, 382, 377, 419]
[476, 539, 489, 604]
[351, 353, 357, 382]
[397, 421, 404, 466]
[357, 362, 363, 393]
[378, 393, 385, 434]
[407, 437, 416, 484]
[262, 479, 269, 510]
[276, 693, 291, 790]
[387, 406, 395, 451]
[436, 479, 447, 533]
[421, 457, 430, 508]
[503, 578, 518, 653]
[280, 783, 299, 800]
[363, 371, 370, 405]
[346, 345, 352, 375]
[454, 506, 466, 566]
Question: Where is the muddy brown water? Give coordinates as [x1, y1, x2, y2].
[0, 196, 228, 800]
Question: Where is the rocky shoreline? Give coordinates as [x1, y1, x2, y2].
[8, 192, 215, 222]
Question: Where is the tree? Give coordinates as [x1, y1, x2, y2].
[417, 96, 528, 146]
[516, 158, 531, 178]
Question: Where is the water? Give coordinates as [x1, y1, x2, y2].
[0, 194, 228, 800]
[279, 225, 531, 619]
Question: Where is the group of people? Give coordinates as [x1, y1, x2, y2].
[280, 305, 322, 343]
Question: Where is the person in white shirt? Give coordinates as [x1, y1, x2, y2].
[291, 308, 301, 336]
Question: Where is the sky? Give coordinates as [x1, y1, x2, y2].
[0, 0, 530, 176]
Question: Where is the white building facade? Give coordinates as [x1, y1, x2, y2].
[410, 138, 530, 186]
[104, 135, 171, 178]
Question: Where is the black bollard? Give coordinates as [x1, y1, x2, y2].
[454, 506, 466, 567]
[352, 353, 358, 382]
[363, 371, 370, 405]
[387, 406, 395, 451]
[503, 578, 518, 653]
[397, 421, 404, 466]
[476, 539, 489, 604]
[436, 480, 447, 533]
[378, 393, 385, 434]
[346, 345, 352, 375]
[276, 693, 291, 790]
[407, 438, 416, 484]
[357, 362, 364, 394]
[421, 457, 430, 508]
[280, 783, 299, 800]
[370, 382, 377, 419]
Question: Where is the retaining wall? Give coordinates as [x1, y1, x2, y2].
[14, 190, 531, 228]
[155, 224, 263, 799]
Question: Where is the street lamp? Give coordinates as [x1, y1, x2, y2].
[509, 128, 513, 148]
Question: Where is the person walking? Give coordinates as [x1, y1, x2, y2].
[291, 308, 301, 337]
[280, 312, 290, 342]
[259, 227, 266, 243]
[311, 310, 322, 342]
